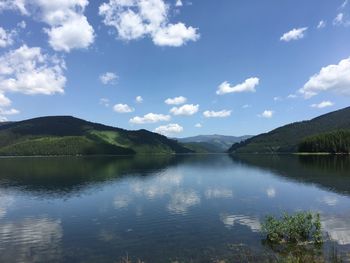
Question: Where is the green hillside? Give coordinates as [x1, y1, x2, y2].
[299, 130, 350, 153]
[0, 116, 193, 156]
[229, 106, 350, 154]
[178, 134, 252, 153]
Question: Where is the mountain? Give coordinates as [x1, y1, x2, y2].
[0, 116, 193, 156]
[229, 106, 350, 154]
[178, 134, 252, 153]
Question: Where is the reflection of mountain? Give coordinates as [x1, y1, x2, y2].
[0, 155, 185, 197]
[231, 155, 350, 196]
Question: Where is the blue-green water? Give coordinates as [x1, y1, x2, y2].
[0, 154, 349, 262]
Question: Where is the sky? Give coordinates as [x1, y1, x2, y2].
[0, 0, 350, 137]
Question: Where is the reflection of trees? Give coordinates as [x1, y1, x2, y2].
[0, 155, 181, 197]
[230, 155, 350, 196]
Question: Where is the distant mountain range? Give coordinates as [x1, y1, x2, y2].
[177, 135, 252, 153]
[229, 106, 350, 154]
[0, 116, 192, 156]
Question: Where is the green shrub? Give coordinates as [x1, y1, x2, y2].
[262, 212, 323, 245]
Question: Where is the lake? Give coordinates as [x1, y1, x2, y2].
[0, 154, 349, 262]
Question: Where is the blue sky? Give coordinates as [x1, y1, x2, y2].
[0, 0, 350, 137]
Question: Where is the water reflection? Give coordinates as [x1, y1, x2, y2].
[0, 217, 62, 263]
[0, 154, 349, 262]
[232, 154, 350, 196]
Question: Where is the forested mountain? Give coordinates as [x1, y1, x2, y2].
[0, 116, 193, 156]
[299, 130, 350, 153]
[229, 107, 350, 154]
[178, 134, 252, 153]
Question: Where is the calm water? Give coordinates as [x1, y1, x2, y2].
[0, 154, 350, 262]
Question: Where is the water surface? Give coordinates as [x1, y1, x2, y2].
[0, 154, 349, 262]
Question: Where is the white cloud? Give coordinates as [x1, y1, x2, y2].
[333, 13, 350, 26]
[280, 27, 308, 42]
[0, 108, 19, 115]
[0, 0, 28, 15]
[113, 103, 134, 113]
[100, 72, 118, 85]
[273, 96, 282, 101]
[175, 0, 183, 7]
[0, 116, 8, 122]
[99, 0, 199, 47]
[242, 104, 251, 109]
[0, 27, 16, 48]
[99, 98, 110, 107]
[165, 96, 187, 105]
[152, 22, 199, 47]
[0, 93, 11, 107]
[154, 123, 183, 136]
[299, 57, 350, 98]
[195, 123, 202, 128]
[317, 20, 326, 29]
[129, 113, 170, 124]
[216, 78, 259, 95]
[310, 101, 334, 109]
[45, 13, 95, 52]
[170, 104, 199, 116]
[136, 95, 143, 103]
[0, 0, 95, 52]
[259, 110, 274, 118]
[0, 45, 66, 95]
[203, 110, 231, 118]
[287, 94, 297, 99]
[17, 20, 26, 29]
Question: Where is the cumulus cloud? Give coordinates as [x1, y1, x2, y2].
[0, 93, 11, 107]
[0, 0, 28, 15]
[259, 110, 274, 118]
[0, 45, 66, 95]
[195, 123, 202, 128]
[113, 103, 134, 113]
[165, 96, 187, 105]
[152, 22, 199, 47]
[0, 108, 20, 115]
[129, 113, 170, 124]
[154, 123, 183, 136]
[136, 95, 143, 103]
[310, 101, 334, 109]
[280, 27, 308, 42]
[0, 0, 95, 52]
[299, 57, 350, 98]
[99, 0, 199, 47]
[100, 72, 118, 85]
[0, 27, 16, 48]
[17, 20, 26, 29]
[216, 78, 259, 95]
[170, 104, 199, 116]
[203, 110, 231, 118]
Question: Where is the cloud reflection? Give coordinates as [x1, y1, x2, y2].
[221, 214, 261, 232]
[205, 188, 233, 199]
[322, 216, 350, 245]
[0, 217, 63, 262]
[167, 190, 200, 214]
